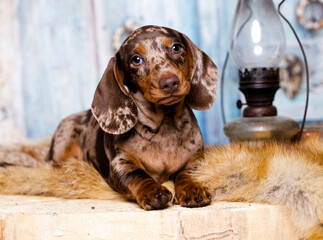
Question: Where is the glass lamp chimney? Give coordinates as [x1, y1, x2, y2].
[229, 0, 286, 69]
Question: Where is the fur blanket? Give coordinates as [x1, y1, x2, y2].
[0, 136, 322, 240]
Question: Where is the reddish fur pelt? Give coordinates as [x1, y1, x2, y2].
[0, 136, 322, 239]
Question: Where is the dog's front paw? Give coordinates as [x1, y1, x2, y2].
[135, 183, 173, 210]
[175, 182, 212, 208]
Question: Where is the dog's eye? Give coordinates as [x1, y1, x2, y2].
[130, 55, 143, 66]
[171, 43, 183, 54]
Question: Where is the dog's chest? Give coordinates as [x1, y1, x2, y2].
[120, 121, 203, 183]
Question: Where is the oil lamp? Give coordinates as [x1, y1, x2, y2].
[224, 0, 301, 141]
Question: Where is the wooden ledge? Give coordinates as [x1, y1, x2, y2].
[0, 195, 297, 240]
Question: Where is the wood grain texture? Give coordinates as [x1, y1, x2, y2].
[273, 0, 323, 122]
[0, 0, 25, 143]
[17, 0, 98, 138]
[0, 0, 322, 143]
[198, 0, 239, 144]
[0, 195, 298, 240]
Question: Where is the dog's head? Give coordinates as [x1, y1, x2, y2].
[92, 26, 218, 135]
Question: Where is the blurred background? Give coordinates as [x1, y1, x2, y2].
[0, 0, 322, 144]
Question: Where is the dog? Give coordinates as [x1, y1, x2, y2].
[45, 25, 218, 210]
[1, 135, 322, 239]
[1, 25, 323, 239]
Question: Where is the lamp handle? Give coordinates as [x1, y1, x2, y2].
[278, 0, 310, 142]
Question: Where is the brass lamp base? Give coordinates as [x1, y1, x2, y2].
[224, 116, 300, 141]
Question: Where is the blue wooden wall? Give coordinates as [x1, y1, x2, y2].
[1, 0, 322, 144]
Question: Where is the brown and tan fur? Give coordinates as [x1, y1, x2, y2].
[1, 25, 322, 239]
[195, 136, 323, 240]
[44, 25, 218, 210]
[0, 135, 322, 239]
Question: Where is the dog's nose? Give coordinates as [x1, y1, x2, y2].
[158, 75, 180, 94]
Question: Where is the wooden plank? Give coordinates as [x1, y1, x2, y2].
[197, 0, 237, 144]
[11, 0, 323, 143]
[215, 0, 242, 128]
[273, 0, 323, 122]
[17, 0, 99, 138]
[275, 37, 323, 121]
[0, 195, 298, 240]
[0, 0, 26, 143]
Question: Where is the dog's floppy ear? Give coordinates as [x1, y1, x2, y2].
[182, 34, 218, 110]
[91, 57, 138, 135]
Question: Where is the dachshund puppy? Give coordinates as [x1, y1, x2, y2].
[46, 25, 218, 210]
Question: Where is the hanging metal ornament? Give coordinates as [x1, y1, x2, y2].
[296, 0, 323, 31]
[279, 54, 304, 99]
[112, 20, 139, 52]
